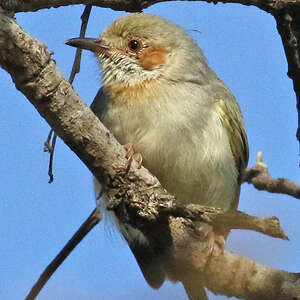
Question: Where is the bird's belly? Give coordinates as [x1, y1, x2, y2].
[101, 108, 238, 211]
[133, 137, 236, 210]
[141, 151, 209, 205]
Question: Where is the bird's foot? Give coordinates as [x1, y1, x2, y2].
[198, 224, 226, 256]
[206, 230, 225, 256]
[124, 143, 143, 170]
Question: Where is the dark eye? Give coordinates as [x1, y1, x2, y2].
[128, 39, 142, 52]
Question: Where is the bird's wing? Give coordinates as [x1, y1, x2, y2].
[215, 97, 249, 183]
[90, 87, 106, 116]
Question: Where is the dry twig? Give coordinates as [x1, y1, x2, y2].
[25, 208, 101, 300]
[43, 5, 92, 183]
[243, 152, 300, 199]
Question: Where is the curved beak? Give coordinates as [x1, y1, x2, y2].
[65, 38, 109, 53]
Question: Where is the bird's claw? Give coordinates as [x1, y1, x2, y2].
[199, 225, 226, 257]
[124, 143, 143, 170]
[124, 143, 134, 159]
[206, 230, 225, 256]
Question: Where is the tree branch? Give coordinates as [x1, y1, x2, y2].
[160, 202, 289, 239]
[44, 4, 92, 183]
[275, 10, 300, 142]
[195, 249, 300, 300]
[0, 0, 145, 13]
[242, 152, 300, 199]
[25, 208, 101, 300]
[167, 218, 300, 300]
[1, 0, 300, 13]
[0, 10, 298, 300]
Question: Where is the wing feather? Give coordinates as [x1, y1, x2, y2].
[215, 98, 249, 183]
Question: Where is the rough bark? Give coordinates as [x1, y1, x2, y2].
[1, 0, 300, 13]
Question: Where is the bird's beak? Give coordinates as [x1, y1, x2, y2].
[65, 38, 110, 53]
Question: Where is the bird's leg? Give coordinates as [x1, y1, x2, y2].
[124, 143, 134, 160]
[206, 229, 226, 256]
[124, 143, 143, 169]
[198, 223, 226, 256]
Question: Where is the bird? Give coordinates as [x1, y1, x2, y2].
[66, 13, 248, 300]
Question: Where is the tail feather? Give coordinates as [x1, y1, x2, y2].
[119, 222, 166, 288]
[128, 241, 166, 288]
[183, 281, 209, 300]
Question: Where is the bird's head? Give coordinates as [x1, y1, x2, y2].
[66, 13, 208, 91]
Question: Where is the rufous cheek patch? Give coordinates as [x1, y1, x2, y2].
[139, 47, 169, 70]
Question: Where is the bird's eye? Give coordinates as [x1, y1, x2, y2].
[128, 39, 142, 52]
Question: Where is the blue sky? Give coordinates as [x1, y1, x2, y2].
[1, 2, 299, 300]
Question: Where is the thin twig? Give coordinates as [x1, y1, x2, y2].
[157, 202, 288, 240]
[48, 133, 57, 183]
[69, 5, 92, 83]
[242, 152, 300, 199]
[43, 129, 54, 153]
[43, 129, 56, 183]
[48, 132, 56, 183]
[43, 5, 92, 183]
[25, 208, 101, 300]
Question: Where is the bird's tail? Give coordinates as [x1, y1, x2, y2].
[183, 281, 209, 300]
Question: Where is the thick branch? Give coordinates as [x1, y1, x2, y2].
[0, 0, 145, 12]
[275, 10, 300, 141]
[168, 219, 300, 300]
[0, 11, 297, 300]
[1, 0, 300, 14]
[197, 250, 300, 300]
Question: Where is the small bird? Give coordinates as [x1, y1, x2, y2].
[66, 13, 248, 300]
